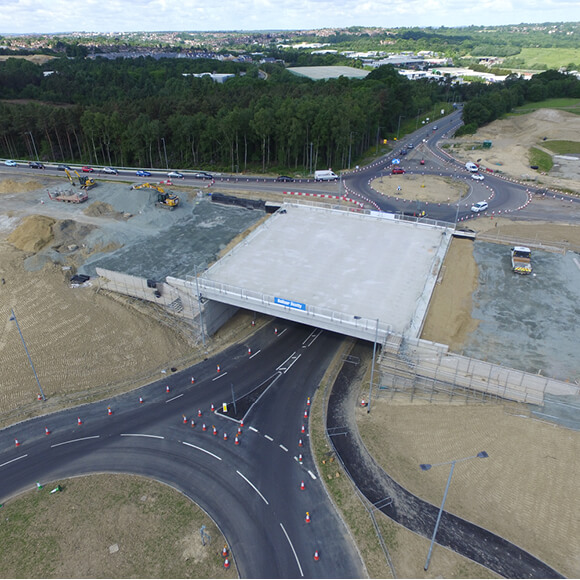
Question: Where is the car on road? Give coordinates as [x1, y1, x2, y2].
[471, 201, 489, 213]
[391, 168, 405, 174]
[82, 166, 94, 173]
[136, 170, 152, 177]
[399, 149, 407, 156]
[28, 161, 45, 169]
[192, 171, 213, 180]
[420, 159, 425, 165]
[275, 175, 294, 182]
[4, 159, 18, 167]
[407, 143, 414, 149]
[433, 125, 438, 131]
[57, 164, 72, 171]
[102, 167, 118, 175]
[471, 173, 485, 181]
[168, 171, 184, 179]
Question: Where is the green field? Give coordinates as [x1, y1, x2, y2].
[508, 47, 580, 70]
[517, 98, 580, 111]
[541, 140, 580, 154]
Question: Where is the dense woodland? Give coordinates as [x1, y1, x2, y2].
[0, 54, 579, 174]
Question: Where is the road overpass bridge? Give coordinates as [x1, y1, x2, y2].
[167, 202, 454, 343]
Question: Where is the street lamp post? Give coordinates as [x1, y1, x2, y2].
[348, 132, 355, 170]
[28, 131, 39, 161]
[161, 137, 168, 170]
[396, 115, 405, 141]
[420, 451, 489, 571]
[9, 308, 46, 401]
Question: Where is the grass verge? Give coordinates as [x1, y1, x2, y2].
[0, 474, 234, 578]
[528, 147, 553, 172]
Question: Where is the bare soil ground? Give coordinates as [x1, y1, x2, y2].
[1, 108, 580, 578]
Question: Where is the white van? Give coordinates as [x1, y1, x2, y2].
[465, 162, 479, 172]
[314, 169, 338, 181]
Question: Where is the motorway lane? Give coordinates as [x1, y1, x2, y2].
[0, 320, 365, 578]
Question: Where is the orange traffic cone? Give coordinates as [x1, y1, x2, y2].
[361, 399, 366, 407]
[213, 425, 217, 436]
[211, 403, 215, 412]
[299, 439, 303, 447]
[217, 364, 221, 373]
[198, 409, 202, 417]
[298, 453, 303, 464]
[240, 419, 244, 427]
[139, 397, 144, 404]
[166, 385, 170, 393]
[191, 419, 195, 428]
[301, 424, 305, 434]
[248, 347, 251, 356]
[77, 417, 82, 426]
[314, 550, 319, 561]
[305, 511, 311, 523]
[251, 319, 255, 326]
[223, 432, 228, 441]
[237, 426, 242, 435]
[306, 397, 311, 406]
[202, 423, 207, 431]
[183, 415, 188, 424]
[37, 393, 42, 401]
[235, 436, 239, 445]
[300, 480, 305, 491]
[274, 327, 278, 335]
[304, 410, 308, 419]
[45, 427, 50, 435]
[108, 407, 112, 416]
[15, 438, 20, 447]
[222, 545, 228, 557]
[191, 377, 195, 384]
[224, 558, 230, 569]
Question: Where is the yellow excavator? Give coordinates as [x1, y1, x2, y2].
[130, 182, 179, 210]
[64, 168, 96, 190]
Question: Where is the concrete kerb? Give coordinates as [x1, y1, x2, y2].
[311, 337, 395, 579]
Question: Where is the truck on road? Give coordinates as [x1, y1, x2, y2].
[511, 246, 532, 275]
[314, 170, 338, 181]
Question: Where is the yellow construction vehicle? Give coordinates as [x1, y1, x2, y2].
[130, 182, 179, 210]
[74, 170, 96, 190]
[64, 168, 96, 190]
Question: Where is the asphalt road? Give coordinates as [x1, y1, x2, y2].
[0, 321, 365, 579]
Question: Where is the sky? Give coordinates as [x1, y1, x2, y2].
[0, 0, 579, 35]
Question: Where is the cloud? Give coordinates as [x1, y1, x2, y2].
[0, 0, 579, 34]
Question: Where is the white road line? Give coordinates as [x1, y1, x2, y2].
[236, 470, 269, 505]
[182, 441, 222, 461]
[279, 522, 304, 577]
[282, 354, 301, 374]
[165, 393, 184, 403]
[212, 372, 228, 381]
[249, 349, 261, 359]
[0, 454, 28, 468]
[120, 433, 164, 439]
[277, 328, 288, 337]
[51, 435, 100, 448]
[279, 444, 288, 452]
[277, 352, 297, 371]
[264, 434, 273, 441]
[249, 426, 259, 433]
[308, 470, 317, 480]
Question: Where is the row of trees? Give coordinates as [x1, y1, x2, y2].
[0, 57, 456, 173]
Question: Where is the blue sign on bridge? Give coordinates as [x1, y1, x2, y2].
[274, 297, 306, 311]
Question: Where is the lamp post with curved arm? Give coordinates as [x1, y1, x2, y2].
[420, 450, 489, 571]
